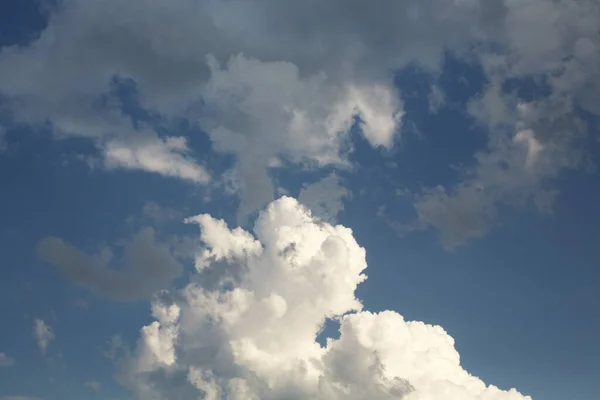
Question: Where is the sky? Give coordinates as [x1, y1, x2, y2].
[0, 0, 599, 399]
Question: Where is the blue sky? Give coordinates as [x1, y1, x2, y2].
[0, 1, 599, 400]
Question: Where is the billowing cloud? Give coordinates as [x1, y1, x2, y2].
[0, 352, 15, 368]
[37, 228, 184, 301]
[33, 319, 54, 355]
[114, 197, 531, 399]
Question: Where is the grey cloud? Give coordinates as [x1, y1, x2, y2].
[0, 0, 491, 219]
[37, 227, 183, 300]
[397, 0, 600, 247]
[0, 0, 598, 239]
[142, 202, 186, 225]
[427, 84, 446, 114]
[298, 173, 349, 222]
[409, 85, 591, 248]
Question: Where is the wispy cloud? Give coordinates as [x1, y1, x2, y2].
[33, 319, 54, 355]
[0, 352, 15, 368]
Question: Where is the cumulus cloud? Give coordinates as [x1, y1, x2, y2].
[0, 352, 15, 368]
[113, 197, 531, 399]
[37, 228, 184, 301]
[33, 319, 54, 355]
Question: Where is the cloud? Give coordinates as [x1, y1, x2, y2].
[37, 228, 184, 301]
[0, 126, 5, 151]
[427, 84, 446, 114]
[0, 397, 40, 400]
[347, 84, 403, 149]
[0, 0, 489, 218]
[103, 335, 127, 362]
[406, 0, 600, 247]
[298, 173, 349, 222]
[0, 352, 15, 368]
[104, 135, 210, 183]
[72, 300, 90, 309]
[113, 197, 530, 399]
[85, 381, 101, 392]
[0, 0, 596, 256]
[33, 319, 54, 355]
[201, 54, 402, 219]
[409, 78, 591, 248]
[141, 202, 185, 225]
[2, 0, 595, 229]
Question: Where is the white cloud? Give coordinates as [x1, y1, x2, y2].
[114, 197, 531, 399]
[104, 135, 210, 183]
[37, 227, 184, 301]
[33, 319, 54, 355]
[201, 55, 402, 218]
[348, 84, 403, 149]
[0, 352, 15, 368]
